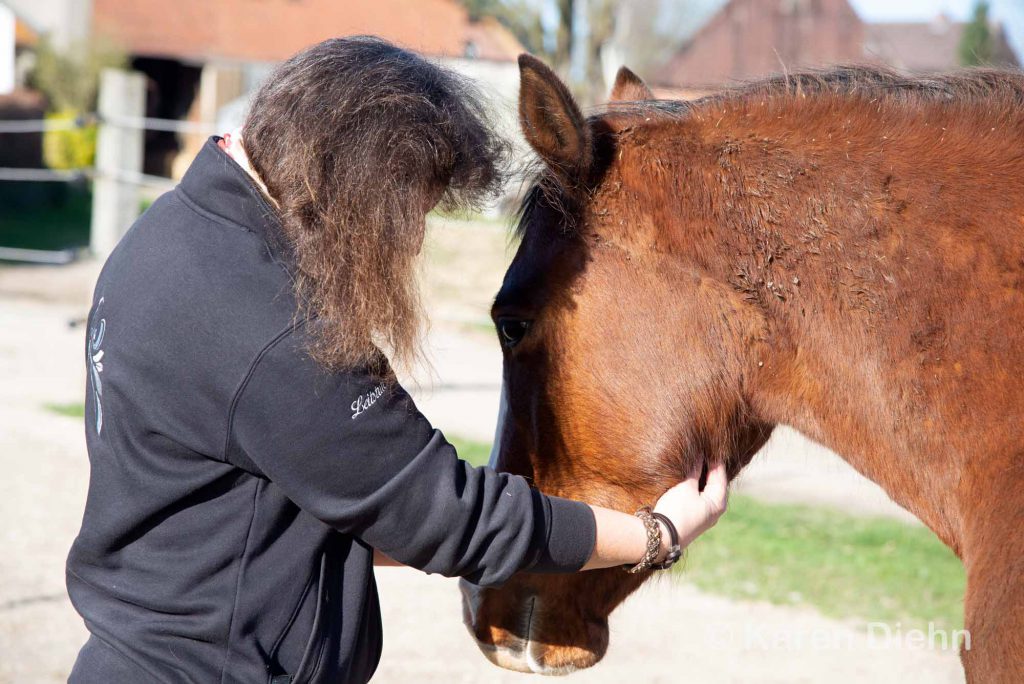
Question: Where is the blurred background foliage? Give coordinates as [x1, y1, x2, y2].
[43, 110, 98, 170]
[27, 36, 125, 113]
[959, 1, 995, 65]
[28, 36, 123, 172]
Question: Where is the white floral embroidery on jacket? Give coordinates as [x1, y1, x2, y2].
[89, 298, 106, 434]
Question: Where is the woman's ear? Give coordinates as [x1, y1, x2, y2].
[609, 66, 654, 103]
[517, 54, 592, 185]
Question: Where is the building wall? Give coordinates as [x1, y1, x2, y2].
[170, 62, 245, 179]
[659, 0, 864, 89]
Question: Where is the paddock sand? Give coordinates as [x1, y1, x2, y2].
[0, 224, 963, 682]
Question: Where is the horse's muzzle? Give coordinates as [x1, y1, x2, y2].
[459, 578, 608, 675]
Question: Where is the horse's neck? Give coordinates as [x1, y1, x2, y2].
[666, 102, 1024, 554]
[747, 313, 965, 551]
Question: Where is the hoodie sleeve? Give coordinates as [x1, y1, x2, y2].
[225, 325, 595, 587]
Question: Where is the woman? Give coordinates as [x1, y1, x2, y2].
[67, 37, 727, 683]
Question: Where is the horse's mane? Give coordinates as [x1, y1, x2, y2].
[620, 64, 1024, 119]
[512, 64, 1024, 240]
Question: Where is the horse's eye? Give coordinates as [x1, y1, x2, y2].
[497, 318, 531, 349]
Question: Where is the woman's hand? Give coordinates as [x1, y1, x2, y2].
[582, 460, 729, 571]
[652, 460, 729, 556]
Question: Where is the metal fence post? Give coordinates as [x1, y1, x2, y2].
[90, 68, 146, 258]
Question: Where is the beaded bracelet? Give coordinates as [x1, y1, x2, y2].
[624, 506, 682, 573]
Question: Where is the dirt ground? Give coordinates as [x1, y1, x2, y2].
[0, 224, 965, 682]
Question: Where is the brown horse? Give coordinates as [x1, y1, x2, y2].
[460, 57, 1024, 682]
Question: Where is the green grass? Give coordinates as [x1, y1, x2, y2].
[682, 494, 965, 631]
[0, 186, 92, 251]
[450, 434, 965, 631]
[449, 435, 493, 467]
[44, 401, 85, 418]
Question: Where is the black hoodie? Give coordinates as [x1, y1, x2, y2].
[66, 138, 596, 684]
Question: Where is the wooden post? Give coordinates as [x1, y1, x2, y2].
[90, 68, 145, 258]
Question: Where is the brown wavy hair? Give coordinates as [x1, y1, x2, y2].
[245, 36, 506, 373]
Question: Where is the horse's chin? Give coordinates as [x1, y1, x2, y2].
[460, 579, 608, 675]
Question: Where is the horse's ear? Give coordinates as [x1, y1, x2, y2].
[517, 54, 592, 183]
[609, 65, 654, 103]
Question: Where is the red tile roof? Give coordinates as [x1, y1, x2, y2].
[93, 0, 523, 64]
[13, 14, 39, 47]
[655, 0, 865, 89]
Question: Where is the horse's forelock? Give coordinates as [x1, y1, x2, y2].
[512, 176, 583, 243]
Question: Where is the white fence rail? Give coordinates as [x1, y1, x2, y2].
[0, 116, 93, 133]
[0, 167, 88, 182]
[0, 114, 216, 135]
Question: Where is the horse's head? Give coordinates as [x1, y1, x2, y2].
[461, 57, 775, 673]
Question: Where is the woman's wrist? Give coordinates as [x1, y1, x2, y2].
[582, 505, 651, 571]
[582, 505, 680, 572]
[624, 507, 683, 573]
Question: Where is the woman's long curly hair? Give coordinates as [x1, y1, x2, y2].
[245, 36, 507, 373]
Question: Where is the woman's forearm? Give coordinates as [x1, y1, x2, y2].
[582, 505, 654, 570]
[375, 508, 651, 571]
[375, 462, 728, 573]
